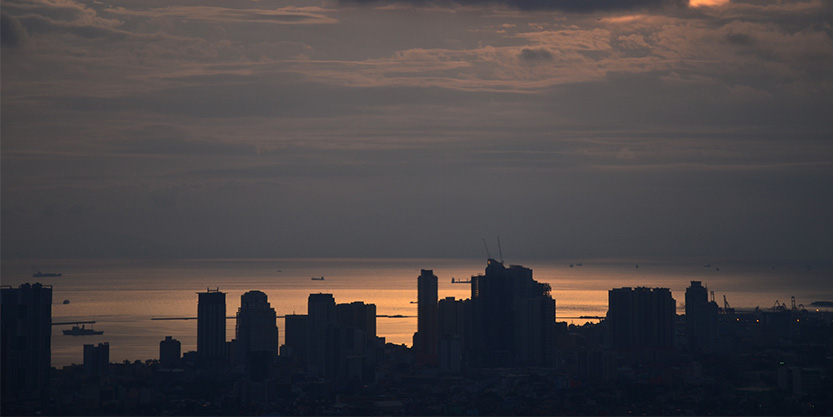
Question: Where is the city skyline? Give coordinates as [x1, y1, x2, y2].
[3, 0, 832, 261]
[4, 259, 831, 414]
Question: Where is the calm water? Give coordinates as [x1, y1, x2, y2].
[2, 257, 832, 367]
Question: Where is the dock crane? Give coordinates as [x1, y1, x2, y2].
[722, 295, 735, 314]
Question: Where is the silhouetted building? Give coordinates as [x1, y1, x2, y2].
[282, 314, 308, 365]
[437, 297, 468, 372]
[685, 281, 719, 352]
[335, 301, 378, 384]
[234, 290, 278, 371]
[608, 287, 675, 350]
[469, 259, 556, 367]
[1, 283, 52, 403]
[160, 336, 181, 368]
[307, 293, 336, 378]
[83, 343, 109, 378]
[337, 301, 376, 340]
[197, 288, 226, 366]
[414, 269, 438, 364]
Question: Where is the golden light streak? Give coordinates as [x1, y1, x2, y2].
[689, 0, 731, 7]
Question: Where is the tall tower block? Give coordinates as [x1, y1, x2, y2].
[197, 288, 226, 365]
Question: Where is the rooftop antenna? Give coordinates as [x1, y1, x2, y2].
[482, 238, 492, 260]
[497, 236, 504, 263]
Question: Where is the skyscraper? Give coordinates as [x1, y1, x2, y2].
[83, 343, 110, 378]
[307, 293, 336, 377]
[197, 288, 226, 365]
[608, 287, 676, 350]
[1, 283, 52, 402]
[159, 336, 182, 368]
[437, 297, 468, 373]
[235, 290, 278, 366]
[414, 269, 438, 363]
[685, 281, 719, 352]
[469, 259, 556, 367]
[335, 301, 378, 384]
[282, 314, 308, 365]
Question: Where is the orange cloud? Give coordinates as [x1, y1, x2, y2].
[689, 0, 730, 7]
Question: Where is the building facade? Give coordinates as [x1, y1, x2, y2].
[608, 287, 676, 351]
[414, 269, 438, 363]
[1, 283, 52, 402]
[234, 290, 278, 366]
[197, 288, 226, 365]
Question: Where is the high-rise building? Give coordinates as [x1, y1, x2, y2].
[335, 301, 378, 384]
[282, 314, 308, 364]
[159, 336, 181, 368]
[197, 288, 226, 365]
[685, 281, 719, 352]
[414, 269, 438, 363]
[234, 290, 278, 366]
[469, 259, 556, 367]
[437, 297, 468, 373]
[336, 301, 376, 343]
[83, 343, 110, 378]
[1, 283, 52, 402]
[307, 293, 336, 377]
[437, 297, 467, 343]
[608, 287, 676, 350]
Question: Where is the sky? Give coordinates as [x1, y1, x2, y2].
[2, 0, 832, 260]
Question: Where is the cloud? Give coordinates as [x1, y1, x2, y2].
[1, 12, 28, 48]
[518, 47, 553, 62]
[341, 0, 688, 12]
[109, 6, 338, 25]
[109, 126, 257, 156]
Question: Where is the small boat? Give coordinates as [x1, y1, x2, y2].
[33, 270, 62, 278]
[62, 325, 103, 336]
[569, 264, 574, 268]
[62, 299, 70, 304]
[311, 276, 325, 281]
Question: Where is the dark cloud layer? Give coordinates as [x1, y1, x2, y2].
[519, 47, 553, 62]
[1, 12, 28, 48]
[341, 0, 688, 11]
[2, 0, 832, 260]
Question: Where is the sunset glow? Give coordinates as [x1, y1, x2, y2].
[689, 0, 731, 7]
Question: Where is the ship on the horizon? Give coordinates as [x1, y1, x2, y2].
[62, 324, 103, 336]
[311, 276, 325, 281]
[33, 270, 62, 278]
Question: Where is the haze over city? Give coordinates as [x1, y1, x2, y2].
[2, 0, 832, 260]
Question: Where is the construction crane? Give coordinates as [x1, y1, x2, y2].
[722, 295, 735, 314]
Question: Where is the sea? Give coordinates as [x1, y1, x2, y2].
[2, 257, 832, 368]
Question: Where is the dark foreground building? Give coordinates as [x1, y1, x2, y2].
[1, 283, 52, 409]
[469, 259, 557, 367]
[197, 288, 226, 367]
[608, 286, 675, 351]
